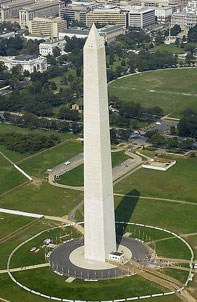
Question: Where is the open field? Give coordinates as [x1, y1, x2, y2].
[109, 68, 197, 117]
[0, 271, 182, 302]
[114, 157, 197, 203]
[11, 267, 167, 300]
[57, 151, 129, 186]
[150, 44, 186, 54]
[0, 153, 27, 195]
[58, 164, 84, 186]
[114, 194, 197, 235]
[155, 237, 191, 260]
[0, 273, 181, 302]
[0, 219, 59, 269]
[185, 235, 197, 259]
[19, 141, 83, 178]
[0, 213, 34, 239]
[0, 181, 83, 216]
[10, 225, 80, 269]
[0, 123, 76, 162]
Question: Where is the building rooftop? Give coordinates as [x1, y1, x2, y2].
[21, 1, 60, 11]
[110, 252, 123, 256]
[60, 28, 89, 35]
[13, 55, 38, 61]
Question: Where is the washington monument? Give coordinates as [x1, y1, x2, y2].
[83, 24, 116, 262]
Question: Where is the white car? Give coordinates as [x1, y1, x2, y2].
[47, 168, 53, 172]
[29, 247, 37, 252]
[64, 161, 70, 166]
[61, 169, 67, 173]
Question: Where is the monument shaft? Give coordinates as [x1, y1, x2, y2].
[84, 25, 116, 262]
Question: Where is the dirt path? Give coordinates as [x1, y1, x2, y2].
[114, 193, 197, 206]
[0, 263, 50, 274]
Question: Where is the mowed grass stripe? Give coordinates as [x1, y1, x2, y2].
[0, 154, 27, 195]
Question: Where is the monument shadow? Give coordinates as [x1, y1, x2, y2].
[115, 189, 140, 244]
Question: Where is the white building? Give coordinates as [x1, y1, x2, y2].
[127, 6, 155, 28]
[28, 16, 67, 39]
[171, 0, 197, 29]
[109, 252, 124, 263]
[0, 55, 47, 73]
[154, 6, 172, 22]
[39, 39, 66, 56]
[19, 1, 64, 28]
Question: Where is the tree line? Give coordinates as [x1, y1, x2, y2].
[0, 132, 60, 153]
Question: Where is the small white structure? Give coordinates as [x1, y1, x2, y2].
[43, 239, 51, 245]
[142, 158, 176, 171]
[0, 30, 16, 39]
[154, 6, 172, 23]
[109, 251, 124, 263]
[39, 39, 66, 56]
[0, 55, 47, 73]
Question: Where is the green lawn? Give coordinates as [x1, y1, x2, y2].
[19, 141, 83, 178]
[0, 182, 83, 217]
[161, 268, 189, 284]
[0, 273, 182, 302]
[57, 151, 129, 186]
[150, 44, 186, 54]
[58, 164, 84, 186]
[114, 158, 197, 203]
[0, 213, 34, 239]
[114, 195, 197, 235]
[0, 123, 76, 162]
[0, 154, 27, 195]
[109, 68, 197, 117]
[11, 267, 167, 300]
[185, 235, 197, 260]
[155, 237, 191, 260]
[10, 226, 80, 269]
[0, 219, 58, 270]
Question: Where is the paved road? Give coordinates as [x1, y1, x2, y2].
[48, 151, 143, 190]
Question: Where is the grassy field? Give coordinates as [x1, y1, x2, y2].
[19, 141, 83, 178]
[108, 68, 197, 117]
[0, 213, 34, 239]
[185, 235, 197, 260]
[150, 44, 186, 54]
[57, 151, 129, 186]
[0, 123, 76, 162]
[114, 157, 197, 203]
[11, 267, 167, 300]
[0, 219, 59, 270]
[10, 226, 80, 269]
[58, 164, 84, 186]
[0, 154, 27, 195]
[155, 237, 191, 260]
[0, 272, 182, 302]
[0, 181, 83, 217]
[114, 194, 197, 235]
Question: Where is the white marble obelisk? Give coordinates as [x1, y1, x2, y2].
[83, 24, 116, 262]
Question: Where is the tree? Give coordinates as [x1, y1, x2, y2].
[150, 133, 165, 146]
[171, 24, 181, 36]
[50, 81, 57, 90]
[188, 24, 197, 43]
[53, 47, 61, 57]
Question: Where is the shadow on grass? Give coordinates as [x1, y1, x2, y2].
[115, 189, 140, 243]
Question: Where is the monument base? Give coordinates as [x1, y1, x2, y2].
[49, 237, 150, 280]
